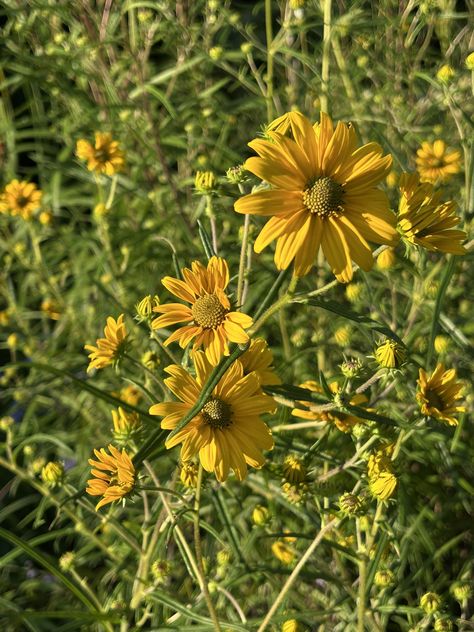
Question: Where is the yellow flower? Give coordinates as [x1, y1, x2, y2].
[272, 540, 295, 565]
[416, 363, 465, 426]
[239, 337, 281, 385]
[41, 298, 61, 320]
[466, 52, 474, 70]
[0, 179, 42, 219]
[282, 619, 301, 632]
[252, 505, 270, 525]
[84, 314, 127, 372]
[397, 173, 466, 255]
[415, 140, 461, 183]
[151, 257, 252, 365]
[420, 591, 442, 614]
[436, 64, 455, 83]
[292, 380, 368, 433]
[235, 111, 397, 281]
[149, 351, 275, 481]
[434, 335, 450, 354]
[374, 339, 406, 369]
[86, 444, 135, 510]
[116, 385, 141, 406]
[41, 461, 64, 488]
[180, 461, 198, 488]
[135, 294, 160, 321]
[282, 455, 306, 484]
[76, 132, 125, 175]
[367, 449, 397, 500]
[376, 247, 396, 270]
[195, 170, 216, 193]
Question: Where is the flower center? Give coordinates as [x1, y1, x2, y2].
[202, 397, 232, 429]
[426, 389, 445, 411]
[16, 195, 30, 208]
[303, 177, 344, 217]
[192, 294, 227, 329]
[95, 147, 111, 162]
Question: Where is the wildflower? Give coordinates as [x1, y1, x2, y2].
[235, 111, 397, 281]
[194, 170, 216, 193]
[434, 335, 450, 354]
[76, 132, 125, 175]
[111, 407, 142, 445]
[149, 351, 275, 481]
[240, 42, 253, 55]
[345, 282, 363, 302]
[340, 358, 362, 378]
[374, 570, 394, 587]
[282, 481, 308, 504]
[209, 46, 223, 61]
[466, 52, 474, 70]
[252, 505, 270, 526]
[86, 444, 135, 510]
[417, 363, 465, 426]
[376, 247, 396, 270]
[0, 179, 42, 219]
[84, 314, 127, 372]
[415, 141, 461, 184]
[41, 461, 64, 488]
[450, 582, 472, 601]
[93, 203, 108, 218]
[151, 559, 172, 584]
[368, 449, 397, 500]
[239, 337, 281, 385]
[339, 492, 363, 516]
[397, 173, 466, 254]
[135, 294, 160, 321]
[334, 325, 351, 347]
[290, 327, 306, 348]
[117, 385, 141, 406]
[180, 461, 198, 488]
[282, 620, 302, 632]
[272, 541, 295, 565]
[217, 549, 231, 568]
[374, 339, 406, 369]
[59, 552, 76, 572]
[420, 592, 442, 614]
[436, 64, 455, 83]
[141, 350, 160, 370]
[151, 257, 252, 365]
[282, 455, 306, 484]
[434, 617, 453, 632]
[41, 298, 61, 320]
[39, 211, 52, 225]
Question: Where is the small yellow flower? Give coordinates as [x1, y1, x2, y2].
[333, 325, 351, 347]
[7, 333, 18, 348]
[466, 52, 474, 70]
[282, 619, 302, 632]
[345, 282, 363, 302]
[397, 172, 466, 254]
[374, 339, 406, 369]
[420, 591, 442, 614]
[84, 314, 127, 372]
[282, 455, 306, 484]
[86, 444, 135, 510]
[436, 64, 455, 83]
[116, 385, 141, 406]
[41, 298, 61, 320]
[272, 540, 295, 565]
[0, 310, 10, 326]
[415, 140, 461, 184]
[374, 570, 394, 587]
[252, 504, 270, 526]
[282, 481, 308, 504]
[209, 46, 223, 61]
[376, 247, 396, 270]
[180, 461, 198, 488]
[76, 132, 125, 175]
[41, 461, 65, 488]
[194, 170, 216, 193]
[417, 363, 465, 426]
[59, 552, 76, 572]
[111, 407, 142, 445]
[434, 335, 450, 354]
[39, 211, 53, 225]
[0, 179, 42, 219]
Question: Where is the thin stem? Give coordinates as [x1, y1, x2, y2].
[250, 275, 298, 335]
[194, 464, 222, 632]
[256, 518, 338, 632]
[237, 214, 250, 307]
[264, 0, 274, 121]
[321, 0, 332, 115]
[105, 174, 118, 209]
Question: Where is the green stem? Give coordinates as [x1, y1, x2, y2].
[105, 175, 118, 209]
[264, 0, 274, 121]
[321, 0, 332, 115]
[249, 275, 298, 335]
[237, 214, 250, 308]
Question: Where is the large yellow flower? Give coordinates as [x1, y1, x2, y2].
[0, 179, 42, 219]
[415, 140, 461, 184]
[86, 444, 135, 510]
[235, 111, 398, 282]
[76, 132, 125, 175]
[149, 351, 275, 481]
[416, 363, 465, 426]
[397, 173, 466, 255]
[84, 314, 127, 372]
[152, 257, 252, 365]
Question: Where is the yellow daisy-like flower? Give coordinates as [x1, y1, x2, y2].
[271, 540, 295, 565]
[397, 173, 466, 255]
[149, 351, 275, 481]
[367, 448, 397, 500]
[84, 314, 127, 372]
[76, 132, 125, 176]
[0, 179, 42, 219]
[86, 444, 135, 510]
[415, 140, 461, 183]
[292, 380, 368, 433]
[239, 337, 281, 385]
[374, 339, 406, 369]
[235, 111, 398, 281]
[151, 257, 252, 365]
[416, 363, 465, 426]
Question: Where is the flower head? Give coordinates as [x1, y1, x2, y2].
[149, 351, 275, 481]
[415, 140, 461, 183]
[272, 540, 295, 565]
[0, 179, 42, 219]
[417, 363, 465, 426]
[41, 461, 65, 488]
[76, 132, 125, 175]
[374, 339, 406, 369]
[111, 407, 142, 445]
[282, 455, 306, 484]
[195, 170, 216, 193]
[397, 173, 466, 255]
[367, 447, 397, 500]
[235, 111, 397, 282]
[420, 591, 442, 614]
[151, 257, 252, 365]
[180, 461, 198, 488]
[84, 314, 127, 372]
[86, 444, 135, 510]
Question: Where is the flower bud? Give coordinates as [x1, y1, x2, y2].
[420, 591, 442, 614]
[226, 164, 248, 184]
[334, 325, 351, 347]
[436, 64, 455, 83]
[340, 358, 362, 378]
[41, 461, 65, 488]
[272, 541, 295, 565]
[376, 247, 396, 270]
[252, 504, 270, 526]
[194, 170, 216, 193]
[282, 620, 302, 632]
[434, 617, 453, 632]
[345, 282, 363, 302]
[374, 570, 394, 587]
[141, 350, 160, 370]
[465, 52, 474, 70]
[135, 294, 160, 321]
[374, 339, 406, 369]
[180, 462, 198, 488]
[434, 335, 450, 354]
[339, 492, 363, 516]
[112, 407, 142, 445]
[59, 552, 76, 572]
[283, 455, 306, 484]
[0, 416, 14, 431]
[450, 581, 472, 601]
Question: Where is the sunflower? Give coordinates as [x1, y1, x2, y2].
[239, 337, 281, 385]
[415, 140, 461, 183]
[235, 111, 398, 282]
[0, 179, 42, 219]
[76, 132, 125, 175]
[397, 173, 466, 255]
[149, 351, 275, 481]
[292, 380, 368, 432]
[86, 444, 135, 510]
[416, 363, 465, 426]
[151, 257, 252, 365]
[84, 314, 127, 372]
